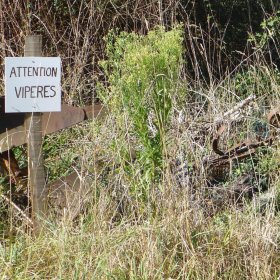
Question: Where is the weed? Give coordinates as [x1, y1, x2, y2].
[100, 26, 185, 197]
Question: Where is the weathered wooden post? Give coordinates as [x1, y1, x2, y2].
[24, 35, 47, 233]
[5, 35, 61, 233]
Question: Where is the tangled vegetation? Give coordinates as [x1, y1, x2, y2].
[0, 1, 280, 279]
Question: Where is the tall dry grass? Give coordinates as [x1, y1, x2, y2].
[0, 1, 280, 279]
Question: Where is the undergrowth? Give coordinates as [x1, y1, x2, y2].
[99, 26, 185, 199]
[0, 22, 280, 280]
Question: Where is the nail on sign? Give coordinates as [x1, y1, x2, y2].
[5, 57, 61, 113]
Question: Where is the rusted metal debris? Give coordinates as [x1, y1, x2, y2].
[0, 150, 28, 186]
[204, 105, 279, 182]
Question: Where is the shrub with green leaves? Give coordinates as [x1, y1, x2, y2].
[100, 26, 185, 190]
[249, 11, 280, 48]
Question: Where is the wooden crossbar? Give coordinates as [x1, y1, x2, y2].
[0, 96, 105, 153]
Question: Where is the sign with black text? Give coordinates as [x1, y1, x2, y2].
[5, 57, 61, 112]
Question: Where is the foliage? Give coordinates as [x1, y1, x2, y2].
[199, 0, 278, 50]
[100, 26, 185, 189]
[43, 126, 87, 182]
[1, 2, 280, 279]
[249, 11, 280, 48]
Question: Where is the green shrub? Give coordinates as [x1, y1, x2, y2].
[249, 11, 280, 48]
[100, 26, 185, 196]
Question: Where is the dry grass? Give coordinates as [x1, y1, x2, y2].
[1, 182, 280, 279]
[1, 72, 279, 279]
[0, 1, 280, 279]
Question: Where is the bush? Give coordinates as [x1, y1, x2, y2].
[100, 26, 185, 197]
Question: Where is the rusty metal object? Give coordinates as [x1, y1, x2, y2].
[212, 106, 279, 157]
[0, 96, 105, 152]
[206, 106, 279, 182]
[267, 106, 280, 129]
[0, 150, 28, 185]
[212, 124, 227, 156]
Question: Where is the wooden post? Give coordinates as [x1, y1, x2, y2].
[24, 35, 47, 233]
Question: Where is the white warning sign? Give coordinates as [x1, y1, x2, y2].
[5, 57, 61, 112]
